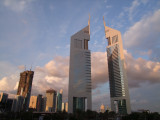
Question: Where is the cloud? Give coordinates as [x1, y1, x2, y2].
[125, 0, 149, 21]
[127, 0, 140, 21]
[124, 50, 160, 88]
[1, 51, 160, 103]
[123, 9, 160, 61]
[92, 50, 160, 89]
[91, 52, 108, 89]
[0, 75, 19, 91]
[3, 0, 34, 12]
[106, 5, 112, 9]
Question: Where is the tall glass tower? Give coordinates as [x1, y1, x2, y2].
[103, 17, 131, 114]
[68, 16, 92, 113]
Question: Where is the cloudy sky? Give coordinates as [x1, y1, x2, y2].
[0, 0, 160, 112]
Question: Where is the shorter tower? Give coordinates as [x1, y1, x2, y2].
[68, 16, 92, 113]
[46, 89, 57, 112]
[17, 70, 34, 111]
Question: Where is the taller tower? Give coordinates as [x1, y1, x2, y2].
[68, 16, 92, 113]
[17, 70, 34, 111]
[103, 17, 131, 114]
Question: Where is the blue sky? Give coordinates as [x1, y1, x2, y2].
[0, 0, 160, 112]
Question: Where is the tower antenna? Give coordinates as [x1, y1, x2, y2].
[88, 14, 90, 35]
[30, 64, 32, 71]
[103, 16, 106, 27]
[25, 65, 26, 71]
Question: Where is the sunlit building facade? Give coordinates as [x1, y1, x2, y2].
[68, 17, 92, 113]
[100, 104, 105, 113]
[103, 18, 131, 114]
[29, 96, 37, 110]
[46, 89, 57, 112]
[65, 102, 68, 112]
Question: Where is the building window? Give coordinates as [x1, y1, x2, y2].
[84, 39, 88, 50]
[108, 37, 111, 45]
[112, 35, 118, 44]
[74, 39, 82, 49]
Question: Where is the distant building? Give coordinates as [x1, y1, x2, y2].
[17, 70, 34, 111]
[100, 104, 105, 113]
[0, 92, 8, 112]
[138, 109, 150, 113]
[106, 105, 111, 111]
[103, 18, 131, 114]
[61, 102, 68, 112]
[41, 96, 47, 112]
[46, 89, 57, 112]
[5, 98, 14, 112]
[29, 96, 37, 110]
[68, 16, 92, 113]
[15, 95, 24, 112]
[37, 94, 43, 112]
[0, 92, 8, 103]
[11, 98, 17, 112]
[62, 102, 65, 111]
[57, 89, 63, 111]
[29, 94, 43, 112]
[65, 102, 68, 112]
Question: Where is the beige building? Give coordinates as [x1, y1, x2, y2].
[65, 102, 68, 112]
[46, 89, 57, 112]
[29, 96, 37, 109]
[62, 102, 65, 111]
[100, 104, 105, 113]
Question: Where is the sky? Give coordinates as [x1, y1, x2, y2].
[0, 0, 160, 113]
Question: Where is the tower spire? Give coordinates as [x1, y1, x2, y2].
[88, 14, 90, 35]
[103, 16, 106, 27]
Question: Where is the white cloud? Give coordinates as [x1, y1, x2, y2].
[123, 9, 160, 60]
[106, 5, 112, 9]
[14, 82, 19, 90]
[125, 0, 149, 22]
[1, 50, 160, 93]
[127, 0, 140, 21]
[0, 74, 19, 91]
[0, 77, 10, 91]
[3, 0, 34, 12]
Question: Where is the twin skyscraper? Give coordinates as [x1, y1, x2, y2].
[68, 16, 131, 114]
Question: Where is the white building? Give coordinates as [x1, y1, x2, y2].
[68, 16, 92, 113]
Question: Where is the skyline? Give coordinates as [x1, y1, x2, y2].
[0, 0, 160, 113]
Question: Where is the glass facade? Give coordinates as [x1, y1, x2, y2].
[107, 44, 125, 98]
[114, 99, 127, 114]
[103, 18, 131, 114]
[68, 20, 92, 113]
[73, 97, 85, 112]
[57, 93, 62, 111]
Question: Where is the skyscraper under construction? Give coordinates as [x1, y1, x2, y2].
[17, 70, 34, 111]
